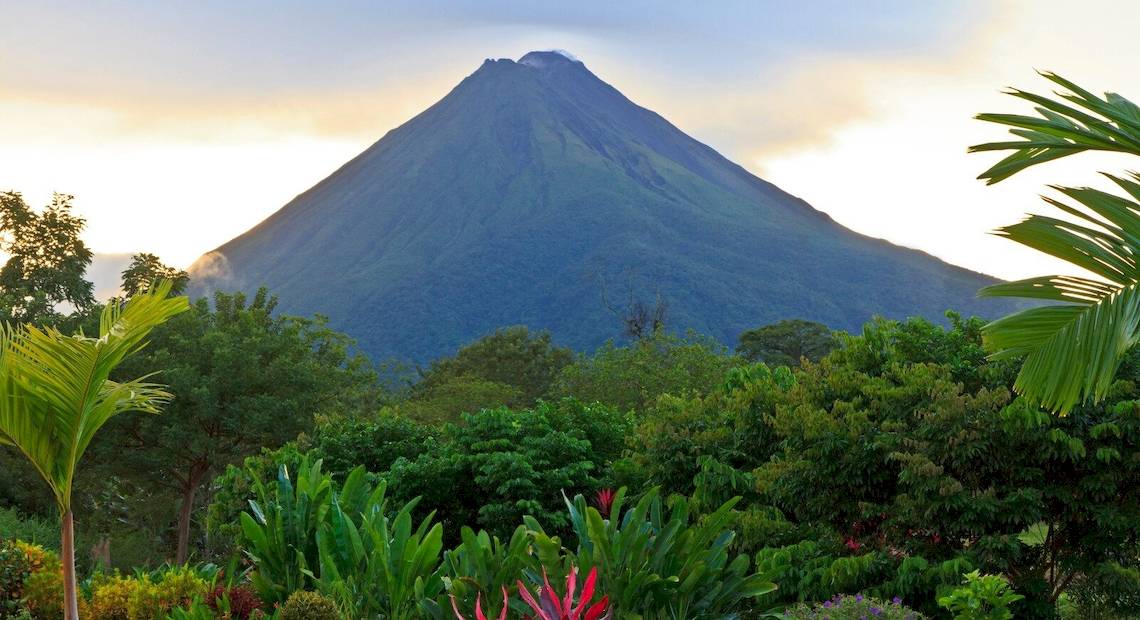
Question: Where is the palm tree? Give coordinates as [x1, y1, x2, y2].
[972, 72, 1140, 413]
[0, 281, 187, 619]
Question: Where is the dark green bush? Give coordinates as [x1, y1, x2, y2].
[0, 508, 56, 552]
[735, 316, 1140, 617]
[0, 539, 32, 618]
[548, 487, 776, 618]
[620, 362, 791, 497]
[385, 405, 600, 539]
[311, 413, 435, 477]
[415, 326, 573, 407]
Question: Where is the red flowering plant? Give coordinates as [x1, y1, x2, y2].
[206, 584, 264, 619]
[450, 586, 510, 620]
[450, 567, 611, 620]
[518, 567, 611, 620]
[593, 489, 615, 519]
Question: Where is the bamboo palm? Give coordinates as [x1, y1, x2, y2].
[0, 281, 188, 619]
[971, 72, 1140, 413]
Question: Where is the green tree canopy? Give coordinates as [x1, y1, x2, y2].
[0, 192, 94, 324]
[97, 288, 379, 563]
[415, 326, 572, 407]
[719, 316, 1139, 617]
[120, 253, 190, 297]
[551, 330, 738, 413]
[392, 374, 522, 426]
[736, 319, 836, 367]
[385, 404, 605, 540]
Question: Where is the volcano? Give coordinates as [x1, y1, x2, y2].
[193, 51, 1009, 362]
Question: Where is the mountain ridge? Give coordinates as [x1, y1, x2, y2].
[193, 51, 1011, 362]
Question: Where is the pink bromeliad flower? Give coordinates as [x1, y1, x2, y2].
[450, 567, 612, 620]
[593, 488, 616, 519]
[450, 587, 509, 620]
[518, 567, 612, 620]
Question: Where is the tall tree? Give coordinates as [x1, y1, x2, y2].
[416, 326, 573, 406]
[971, 72, 1140, 413]
[0, 192, 94, 324]
[100, 288, 378, 563]
[121, 253, 190, 297]
[736, 319, 835, 367]
[0, 282, 187, 620]
[551, 331, 738, 413]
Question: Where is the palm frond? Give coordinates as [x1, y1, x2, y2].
[970, 72, 1140, 183]
[975, 73, 1140, 413]
[0, 362, 65, 501]
[979, 183, 1140, 413]
[983, 284, 1140, 413]
[0, 281, 188, 509]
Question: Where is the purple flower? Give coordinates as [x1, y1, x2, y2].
[892, 596, 903, 606]
[871, 607, 882, 616]
[855, 593, 864, 602]
[823, 600, 832, 608]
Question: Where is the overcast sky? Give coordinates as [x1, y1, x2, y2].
[2, 0, 1138, 281]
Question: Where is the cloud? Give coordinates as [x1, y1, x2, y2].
[188, 251, 236, 291]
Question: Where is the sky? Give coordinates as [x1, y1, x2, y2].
[2, 0, 1139, 289]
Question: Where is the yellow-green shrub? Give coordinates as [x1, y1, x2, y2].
[17, 543, 62, 620]
[84, 568, 209, 620]
[279, 591, 340, 620]
[87, 574, 135, 620]
[127, 568, 209, 620]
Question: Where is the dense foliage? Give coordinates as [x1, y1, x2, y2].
[98, 288, 377, 563]
[3, 304, 1130, 618]
[385, 400, 623, 539]
[736, 319, 836, 367]
[550, 331, 739, 413]
[413, 326, 573, 408]
[4, 286, 1140, 618]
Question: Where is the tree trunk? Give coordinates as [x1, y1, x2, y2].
[61, 510, 79, 620]
[175, 467, 207, 565]
[176, 483, 197, 565]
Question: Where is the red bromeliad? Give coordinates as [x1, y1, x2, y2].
[593, 488, 615, 519]
[451, 587, 510, 620]
[450, 567, 611, 620]
[517, 566, 612, 620]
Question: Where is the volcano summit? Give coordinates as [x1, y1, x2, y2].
[192, 51, 1008, 362]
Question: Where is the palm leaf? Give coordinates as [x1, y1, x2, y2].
[973, 73, 1140, 413]
[970, 72, 1140, 184]
[0, 280, 188, 510]
[979, 185, 1140, 413]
